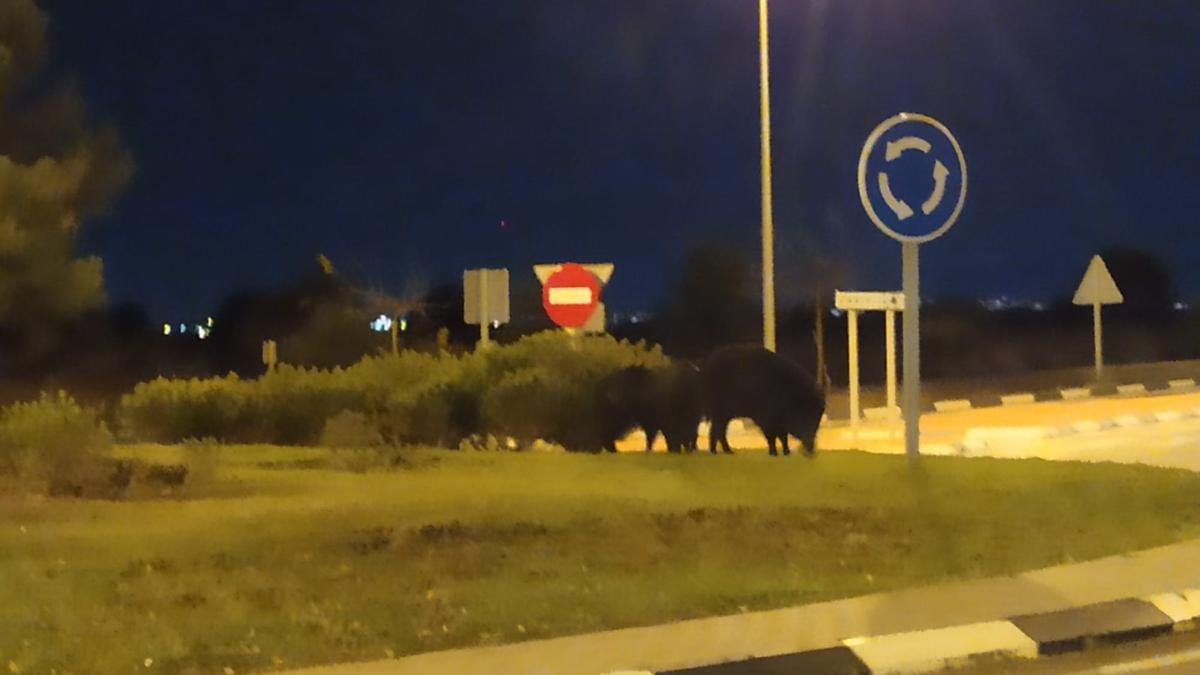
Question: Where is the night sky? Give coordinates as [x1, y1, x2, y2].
[39, 0, 1200, 321]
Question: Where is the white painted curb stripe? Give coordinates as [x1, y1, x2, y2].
[1153, 411, 1184, 423]
[1060, 387, 1092, 400]
[1168, 378, 1196, 389]
[933, 399, 972, 413]
[1117, 384, 1148, 396]
[844, 621, 1037, 675]
[1144, 588, 1200, 624]
[1000, 393, 1036, 406]
[1072, 420, 1110, 434]
[864, 406, 901, 421]
[1113, 415, 1143, 427]
[548, 287, 593, 305]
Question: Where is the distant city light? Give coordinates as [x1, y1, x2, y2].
[163, 323, 171, 336]
[196, 325, 210, 340]
[370, 314, 392, 332]
[831, 308, 844, 318]
[491, 320, 499, 329]
[207, 316, 214, 327]
[179, 323, 186, 334]
[399, 317, 408, 332]
[1175, 302, 1188, 311]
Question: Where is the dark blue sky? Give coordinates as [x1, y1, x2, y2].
[40, 0, 1200, 320]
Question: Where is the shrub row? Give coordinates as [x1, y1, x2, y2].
[0, 391, 114, 495]
[118, 331, 668, 449]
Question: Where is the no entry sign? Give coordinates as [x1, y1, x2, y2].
[541, 263, 600, 328]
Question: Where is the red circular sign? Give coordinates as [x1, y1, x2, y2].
[542, 263, 600, 328]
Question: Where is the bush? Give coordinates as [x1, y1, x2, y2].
[478, 332, 667, 450]
[319, 410, 384, 449]
[117, 331, 669, 451]
[0, 391, 114, 496]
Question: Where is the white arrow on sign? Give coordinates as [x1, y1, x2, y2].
[1072, 255, 1124, 379]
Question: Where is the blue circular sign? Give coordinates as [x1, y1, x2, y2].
[858, 113, 967, 244]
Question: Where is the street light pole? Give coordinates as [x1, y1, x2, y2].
[758, 0, 776, 353]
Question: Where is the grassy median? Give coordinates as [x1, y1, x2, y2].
[3, 445, 1200, 674]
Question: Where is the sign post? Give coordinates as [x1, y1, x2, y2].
[1072, 255, 1124, 379]
[261, 339, 277, 374]
[858, 112, 968, 458]
[464, 268, 510, 350]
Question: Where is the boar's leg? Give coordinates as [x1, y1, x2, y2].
[644, 427, 659, 452]
[780, 434, 791, 456]
[709, 416, 732, 454]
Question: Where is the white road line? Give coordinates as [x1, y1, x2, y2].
[1080, 646, 1200, 674]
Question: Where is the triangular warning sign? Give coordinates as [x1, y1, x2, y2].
[1072, 255, 1124, 306]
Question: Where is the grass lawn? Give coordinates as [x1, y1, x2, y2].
[3, 445, 1200, 674]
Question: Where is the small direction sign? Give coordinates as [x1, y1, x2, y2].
[835, 291, 905, 312]
[1072, 255, 1124, 378]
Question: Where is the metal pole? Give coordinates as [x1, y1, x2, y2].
[1093, 301, 1102, 379]
[885, 309, 897, 410]
[758, 0, 776, 353]
[480, 270, 491, 350]
[848, 309, 860, 430]
[902, 243, 921, 458]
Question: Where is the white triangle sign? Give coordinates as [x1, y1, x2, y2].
[1072, 255, 1124, 306]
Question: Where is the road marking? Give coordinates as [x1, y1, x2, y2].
[1082, 646, 1200, 674]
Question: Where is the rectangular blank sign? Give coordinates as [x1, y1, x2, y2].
[463, 268, 510, 324]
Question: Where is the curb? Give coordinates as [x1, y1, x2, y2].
[916, 377, 1198, 419]
[927, 407, 1200, 457]
[606, 589, 1200, 675]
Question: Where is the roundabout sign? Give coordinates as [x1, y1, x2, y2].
[858, 112, 967, 244]
[857, 112, 967, 459]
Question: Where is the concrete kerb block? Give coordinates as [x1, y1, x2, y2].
[1153, 411, 1184, 423]
[1117, 383, 1148, 396]
[961, 427, 1051, 458]
[1113, 415, 1143, 428]
[933, 399, 972, 413]
[864, 406, 902, 422]
[842, 621, 1038, 675]
[1059, 387, 1092, 401]
[1071, 420, 1112, 434]
[1000, 393, 1036, 407]
[1168, 378, 1197, 390]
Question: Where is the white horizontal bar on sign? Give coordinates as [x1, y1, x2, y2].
[548, 287, 593, 305]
